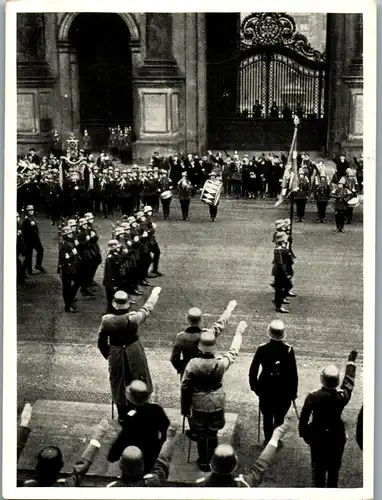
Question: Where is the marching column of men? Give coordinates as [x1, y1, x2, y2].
[54, 205, 163, 313]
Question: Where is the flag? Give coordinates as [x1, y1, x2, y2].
[275, 116, 300, 206]
[58, 159, 64, 190]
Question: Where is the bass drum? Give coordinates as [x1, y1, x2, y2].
[160, 190, 172, 200]
[347, 196, 360, 208]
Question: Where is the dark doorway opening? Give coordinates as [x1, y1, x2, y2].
[69, 13, 133, 151]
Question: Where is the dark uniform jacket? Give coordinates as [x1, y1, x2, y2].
[107, 402, 170, 473]
[177, 179, 192, 200]
[170, 326, 203, 376]
[22, 216, 40, 245]
[314, 180, 330, 201]
[249, 340, 298, 401]
[295, 177, 310, 199]
[299, 361, 356, 445]
[58, 239, 81, 276]
[103, 252, 123, 290]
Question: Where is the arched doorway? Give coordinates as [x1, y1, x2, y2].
[68, 13, 133, 151]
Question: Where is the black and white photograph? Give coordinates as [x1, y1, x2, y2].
[3, 1, 376, 498]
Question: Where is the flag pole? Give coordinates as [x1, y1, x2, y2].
[288, 116, 300, 251]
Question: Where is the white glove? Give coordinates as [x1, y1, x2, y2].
[134, 236, 139, 242]
[228, 300, 237, 311]
[90, 231, 96, 237]
[86, 235, 90, 241]
[152, 223, 157, 229]
[72, 248, 77, 255]
[74, 239, 79, 246]
[31, 221, 35, 226]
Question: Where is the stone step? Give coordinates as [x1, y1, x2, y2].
[17, 399, 238, 485]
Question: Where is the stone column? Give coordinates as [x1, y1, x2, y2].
[57, 41, 80, 141]
[132, 13, 184, 160]
[326, 14, 363, 157]
[184, 12, 207, 154]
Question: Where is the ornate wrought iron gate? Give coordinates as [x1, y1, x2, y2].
[207, 13, 328, 151]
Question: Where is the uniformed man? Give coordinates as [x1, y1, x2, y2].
[170, 301, 237, 377]
[331, 178, 352, 233]
[22, 205, 45, 275]
[272, 232, 292, 313]
[97, 288, 161, 422]
[22, 419, 108, 487]
[314, 174, 331, 223]
[81, 129, 92, 157]
[158, 169, 173, 219]
[344, 168, 359, 224]
[206, 171, 221, 222]
[299, 349, 358, 488]
[57, 225, 81, 313]
[107, 381, 170, 473]
[177, 172, 193, 221]
[76, 217, 95, 297]
[17, 212, 26, 285]
[181, 321, 247, 472]
[103, 239, 123, 313]
[106, 424, 178, 487]
[135, 212, 152, 286]
[295, 169, 310, 222]
[84, 212, 102, 286]
[249, 320, 298, 446]
[196, 414, 291, 487]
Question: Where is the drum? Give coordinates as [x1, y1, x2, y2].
[200, 179, 223, 206]
[347, 196, 360, 208]
[160, 190, 172, 200]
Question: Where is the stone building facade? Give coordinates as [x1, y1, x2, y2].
[17, 13, 363, 159]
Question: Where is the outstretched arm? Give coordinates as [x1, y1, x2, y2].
[220, 320, 246, 371]
[133, 287, 162, 327]
[210, 300, 237, 337]
[17, 403, 32, 461]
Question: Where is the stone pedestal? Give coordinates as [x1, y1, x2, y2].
[132, 79, 184, 161]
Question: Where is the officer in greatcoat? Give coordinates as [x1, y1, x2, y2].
[299, 349, 358, 488]
[181, 321, 247, 472]
[76, 217, 95, 297]
[170, 301, 237, 378]
[97, 287, 161, 423]
[294, 169, 310, 222]
[249, 320, 298, 446]
[22, 205, 45, 275]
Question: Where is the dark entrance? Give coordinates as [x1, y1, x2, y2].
[69, 13, 133, 150]
[207, 13, 328, 151]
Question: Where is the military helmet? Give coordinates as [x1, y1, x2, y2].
[78, 218, 87, 227]
[210, 444, 238, 475]
[321, 364, 340, 389]
[143, 206, 153, 214]
[62, 226, 74, 237]
[119, 446, 144, 477]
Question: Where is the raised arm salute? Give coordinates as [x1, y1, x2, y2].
[97, 287, 162, 424]
[170, 300, 237, 376]
[181, 320, 247, 472]
[299, 349, 357, 488]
